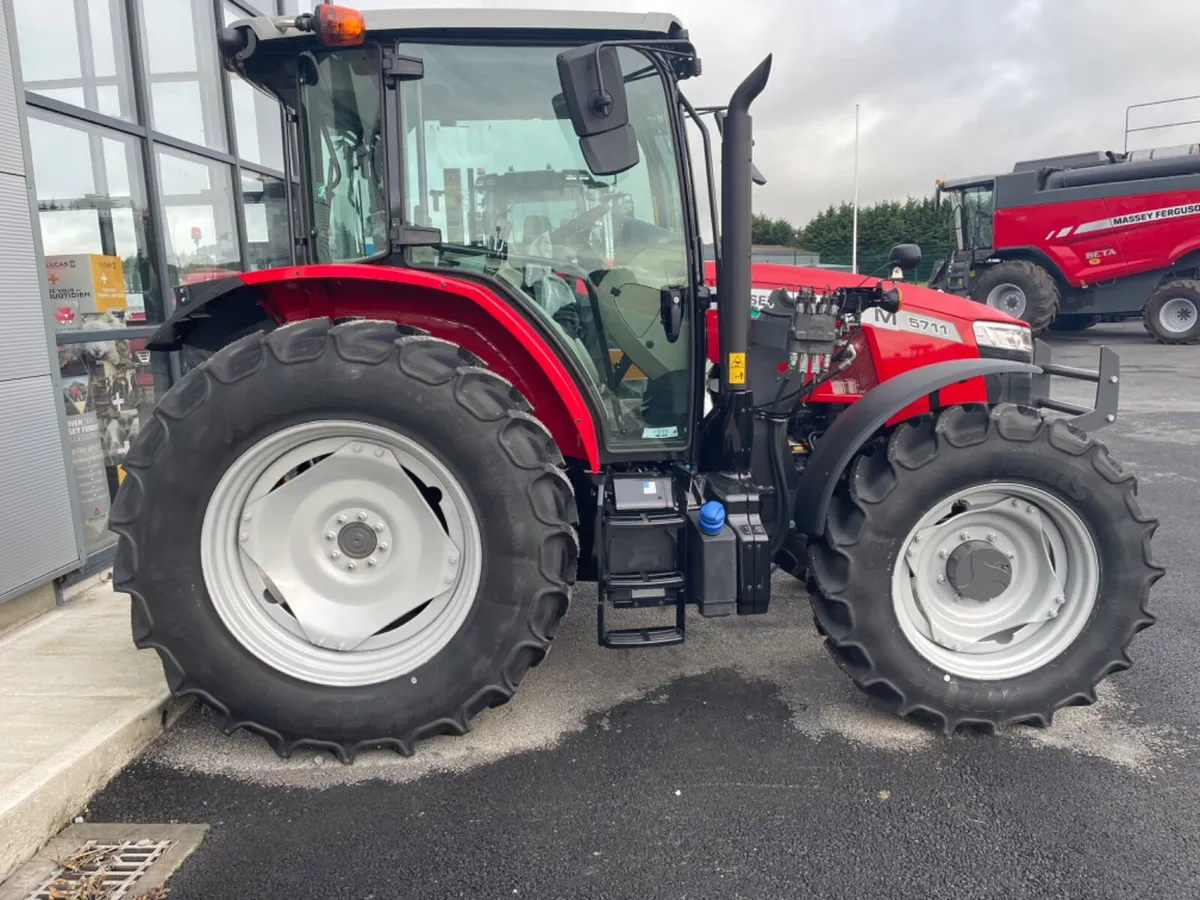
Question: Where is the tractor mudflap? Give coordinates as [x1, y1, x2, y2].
[1030, 339, 1120, 432]
[596, 473, 688, 648]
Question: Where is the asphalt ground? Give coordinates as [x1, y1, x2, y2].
[82, 322, 1200, 900]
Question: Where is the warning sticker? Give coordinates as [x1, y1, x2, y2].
[727, 352, 746, 385]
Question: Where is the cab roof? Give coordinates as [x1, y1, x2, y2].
[236, 8, 686, 44]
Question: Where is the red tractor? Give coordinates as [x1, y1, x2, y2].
[113, 4, 1162, 761]
[931, 147, 1200, 342]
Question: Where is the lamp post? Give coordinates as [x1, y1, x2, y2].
[852, 103, 860, 275]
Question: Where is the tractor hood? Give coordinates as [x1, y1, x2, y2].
[702, 261, 1024, 326]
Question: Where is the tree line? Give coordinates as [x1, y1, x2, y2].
[753, 196, 956, 281]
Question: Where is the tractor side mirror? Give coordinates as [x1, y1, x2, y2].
[888, 243, 922, 277]
[556, 44, 639, 176]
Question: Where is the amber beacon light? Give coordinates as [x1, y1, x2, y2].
[315, 4, 366, 46]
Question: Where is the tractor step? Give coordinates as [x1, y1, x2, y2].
[597, 598, 685, 648]
[596, 472, 688, 649]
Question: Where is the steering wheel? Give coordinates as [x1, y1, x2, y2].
[549, 197, 617, 246]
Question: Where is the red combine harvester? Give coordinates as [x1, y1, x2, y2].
[931, 146, 1200, 342]
[112, 4, 1161, 761]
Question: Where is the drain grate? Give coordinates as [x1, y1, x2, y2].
[25, 840, 174, 900]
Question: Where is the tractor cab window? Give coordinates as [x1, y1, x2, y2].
[956, 183, 995, 251]
[397, 42, 692, 451]
[298, 47, 389, 263]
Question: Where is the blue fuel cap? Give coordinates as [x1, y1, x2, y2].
[699, 501, 725, 535]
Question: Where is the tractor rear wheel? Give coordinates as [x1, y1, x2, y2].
[807, 403, 1160, 733]
[1143, 279, 1200, 344]
[972, 261, 1060, 336]
[111, 318, 577, 761]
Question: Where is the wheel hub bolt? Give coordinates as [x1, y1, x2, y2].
[1006, 552, 1014, 559]
[367, 558, 377, 567]
[353, 444, 362, 452]
[374, 449, 384, 458]
[959, 531, 969, 541]
[449, 555, 458, 565]
[378, 542, 388, 552]
[1026, 505, 1035, 513]
[357, 511, 368, 521]
[330, 550, 341, 560]
[936, 575, 947, 584]
[242, 513, 251, 522]
[1012, 500, 1020, 508]
[374, 523, 385, 533]
[913, 535, 923, 544]
[239, 532, 248, 542]
[445, 575, 454, 584]
[987, 532, 998, 542]
[325, 532, 335, 541]
[347, 562, 356, 571]
[337, 515, 346, 525]
[939, 548, 949, 558]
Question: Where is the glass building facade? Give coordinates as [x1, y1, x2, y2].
[0, 0, 300, 597]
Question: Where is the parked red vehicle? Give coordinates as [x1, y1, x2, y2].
[113, 4, 1159, 760]
[931, 148, 1200, 342]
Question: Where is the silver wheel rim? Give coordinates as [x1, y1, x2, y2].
[1157, 296, 1197, 335]
[985, 283, 1027, 318]
[201, 420, 482, 687]
[891, 482, 1099, 681]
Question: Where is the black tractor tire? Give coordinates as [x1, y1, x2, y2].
[1143, 279, 1200, 344]
[111, 318, 578, 761]
[807, 403, 1161, 734]
[1048, 314, 1100, 332]
[971, 261, 1061, 336]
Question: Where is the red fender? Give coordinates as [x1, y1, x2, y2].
[238, 264, 601, 471]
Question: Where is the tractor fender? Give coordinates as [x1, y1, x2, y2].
[146, 264, 602, 471]
[793, 357, 1040, 536]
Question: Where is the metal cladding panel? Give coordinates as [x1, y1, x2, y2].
[0, 376, 81, 595]
[0, 0, 22, 177]
[0, 7, 83, 598]
[0, 173, 52, 381]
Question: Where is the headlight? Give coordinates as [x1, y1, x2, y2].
[973, 320, 1033, 361]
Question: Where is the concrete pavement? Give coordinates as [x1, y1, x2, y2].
[0, 582, 187, 883]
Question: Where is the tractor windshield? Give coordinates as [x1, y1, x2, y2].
[397, 42, 693, 451]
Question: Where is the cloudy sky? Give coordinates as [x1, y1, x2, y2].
[356, 0, 1200, 227]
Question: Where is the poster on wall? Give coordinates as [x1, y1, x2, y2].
[65, 411, 111, 548]
[45, 254, 128, 328]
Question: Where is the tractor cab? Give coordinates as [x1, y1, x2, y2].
[930, 175, 996, 294]
[221, 5, 716, 455]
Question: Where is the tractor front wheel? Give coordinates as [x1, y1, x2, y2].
[111, 318, 577, 761]
[807, 403, 1160, 733]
